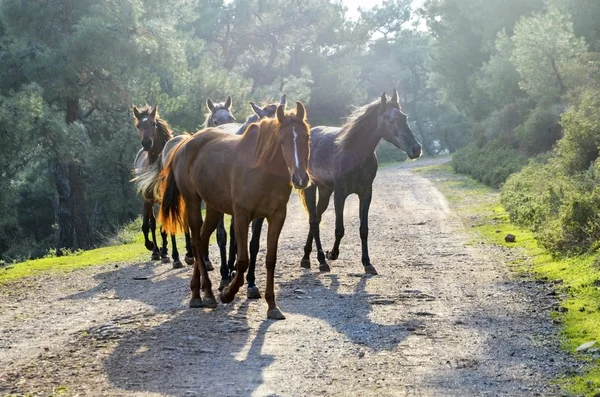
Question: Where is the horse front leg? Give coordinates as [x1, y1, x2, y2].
[326, 187, 347, 262]
[304, 185, 331, 272]
[142, 201, 155, 252]
[265, 210, 286, 319]
[247, 217, 265, 299]
[220, 213, 249, 304]
[171, 234, 183, 269]
[149, 206, 160, 261]
[359, 186, 377, 275]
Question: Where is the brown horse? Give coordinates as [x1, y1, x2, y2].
[159, 102, 311, 319]
[132, 104, 191, 268]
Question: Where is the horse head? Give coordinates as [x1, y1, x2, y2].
[378, 89, 422, 159]
[276, 101, 311, 189]
[206, 96, 235, 127]
[133, 104, 160, 151]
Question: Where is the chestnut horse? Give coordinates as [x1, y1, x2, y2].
[159, 102, 311, 319]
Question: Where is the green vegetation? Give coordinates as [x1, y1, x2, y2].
[417, 163, 600, 396]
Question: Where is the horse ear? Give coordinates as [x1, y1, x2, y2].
[280, 94, 287, 107]
[276, 104, 286, 123]
[206, 98, 215, 112]
[391, 89, 398, 105]
[380, 92, 387, 106]
[133, 106, 141, 119]
[250, 102, 264, 117]
[225, 96, 232, 110]
[296, 101, 306, 121]
[150, 105, 158, 118]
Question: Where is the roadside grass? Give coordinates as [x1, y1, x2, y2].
[0, 214, 231, 285]
[414, 163, 600, 397]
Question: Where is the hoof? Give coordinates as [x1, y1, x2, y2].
[364, 264, 378, 275]
[300, 258, 311, 269]
[205, 260, 215, 271]
[218, 278, 230, 292]
[319, 263, 331, 272]
[201, 296, 218, 309]
[151, 252, 161, 261]
[172, 260, 183, 269]
[267, 308, 286, 320]
[326, 251, 338, 260]
[145, 241, 155, 251]
[184, 255, 194, 266]
[161, 256, 171, 264]
[247, 286, 261, 299]
[189, 297, 203, 308]
[219, 288, 235, 304]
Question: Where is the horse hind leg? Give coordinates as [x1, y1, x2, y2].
[216, 214, 228, 282]
[171, 234, 183, 269]
[160, 228, 171, 264]
[188, 199, 216, 309]
[184, 231, 194, 265]
[326, 187, 346, 263]
[359, 187, 377, 275]
[221, 213, 250, 304]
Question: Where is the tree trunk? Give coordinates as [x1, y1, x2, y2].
[55, 161, 73, 256]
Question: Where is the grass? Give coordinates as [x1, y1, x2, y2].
[0, 214, 231, 285]
[414, 163, 600, 397]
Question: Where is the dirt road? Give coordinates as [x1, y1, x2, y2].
[0, 159, 576, 396]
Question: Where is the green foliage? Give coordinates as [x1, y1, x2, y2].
[452, 140, 528, 188]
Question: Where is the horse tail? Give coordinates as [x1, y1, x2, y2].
[297, 189, 310, 214]
[131, 160, 161, 201]
[158, 147, 187, 235]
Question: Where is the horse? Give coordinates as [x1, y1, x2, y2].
[132, 104, 192, 268]
[298, 90, 422, 275]
[215, 94, 287, 299]
[158, 101, 311, 319]
[241, 89, 422, 284]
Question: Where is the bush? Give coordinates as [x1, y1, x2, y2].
[451, 139, 529, 188]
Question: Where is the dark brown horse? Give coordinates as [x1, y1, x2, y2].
[299, 90, 422, 274]
[242, 90, 422, 284]
[132, 105, 191, 268]
[159, 102, 311, 319]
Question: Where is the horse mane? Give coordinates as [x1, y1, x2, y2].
[335, 99, 382, 150]
[246, 110, 309, 166]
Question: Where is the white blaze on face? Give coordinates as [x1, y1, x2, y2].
[142, 117, 149, 122]
[292, 126, 300, 168]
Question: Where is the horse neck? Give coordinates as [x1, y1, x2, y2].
[338, 111, 383, 163]
[149, 125, 170, 164]
[236, 114, 259, 135]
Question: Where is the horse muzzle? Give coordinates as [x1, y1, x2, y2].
[142, 138, 153, 150]
[292, 173, 310, 189]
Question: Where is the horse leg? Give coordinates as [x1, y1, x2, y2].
[187, 199, 207, 308]
[265, 210, 286, 319]
[359, 186, 377, 275]
[326, 187, 347, 261]
[247, 217, 264, 299]
[220, 213, 249, 304]
[300, 185, 317, 269]
[198, 209, 214, 271]
[302, 185, 329, 272]
[216, 214, 228, 280]
[184, 230, 194, 265]
[160, 228, 171, 264]
[142, 201, 154, 253]
[171, 234, 183, 269]
[195, 206, 221, 307]
[149, 208, 160, 261]
[227, 216, 237, 274]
